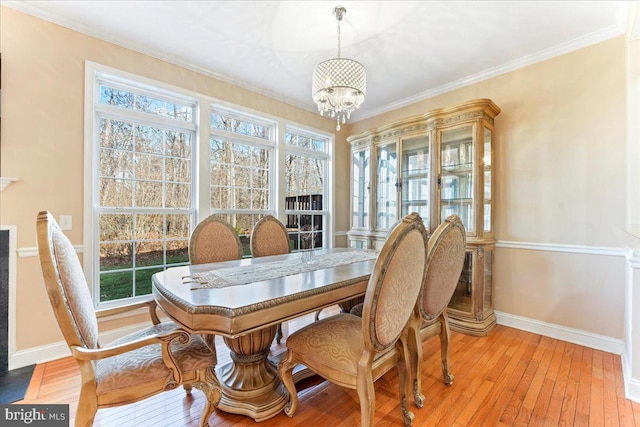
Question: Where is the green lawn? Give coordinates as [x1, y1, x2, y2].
[99, 252, 188, 302]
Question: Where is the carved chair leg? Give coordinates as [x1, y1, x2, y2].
[194, 367, 222, 427]
[439, 311, 454, 385]
[406, 317, 424, 408]
[275, 323, 284, 345]
[397, 337, 415, 426]
[75, 392, 97, 427]
[278, 351, 299, 417]
[356, 360, 375, 427]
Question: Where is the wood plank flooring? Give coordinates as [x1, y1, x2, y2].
[16, 310, 640, 426]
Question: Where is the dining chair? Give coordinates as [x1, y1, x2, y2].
[408, 214, 466, 407]
[189, 215, 244, 265]
[250, 214, 290, 344]
[189, 215, 244, 352]
[278, 212, 428, 427]
[250, 214, 291, 258]
[36, 211, 222, 427]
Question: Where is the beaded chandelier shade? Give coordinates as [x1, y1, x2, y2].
[312, 6, 366, 131]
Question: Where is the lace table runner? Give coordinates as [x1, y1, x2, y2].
[186, 250, 378, 289]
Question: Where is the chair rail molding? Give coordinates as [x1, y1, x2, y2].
[496, 240, 626, 257]
[18, 245, 83, 258]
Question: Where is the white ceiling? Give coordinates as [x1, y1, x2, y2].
[4, 1, 630, 122]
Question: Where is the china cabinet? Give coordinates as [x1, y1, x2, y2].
[347, 99, 500, 336]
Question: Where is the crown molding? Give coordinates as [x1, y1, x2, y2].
[359, 6, 629, 121]
[1, 1, 315, 115]
[3, 1, 629, 124]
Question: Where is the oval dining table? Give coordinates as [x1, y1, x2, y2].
[151, 247, 376, 422]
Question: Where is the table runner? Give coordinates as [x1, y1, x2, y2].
[186, 249, 378, 289]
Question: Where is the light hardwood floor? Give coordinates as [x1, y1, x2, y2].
[17, 310, 640, 426]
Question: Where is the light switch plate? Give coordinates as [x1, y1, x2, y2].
[59, 215, 73, 230]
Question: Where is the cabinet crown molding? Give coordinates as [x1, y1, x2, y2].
[347, 98, 501, 147]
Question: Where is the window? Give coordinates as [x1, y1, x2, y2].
[89, 73, 197, 307]
[209, 107, 275, 255]
[285, 128, 330, 251]
[86, 63, 333, 309]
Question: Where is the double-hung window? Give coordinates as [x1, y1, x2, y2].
[87, 64, 333, 309]
[88, 70, 197, 307]
[285, 128, 330, 250]
[208, 106, 275, 255]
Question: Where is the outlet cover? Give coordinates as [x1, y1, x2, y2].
[59, 215, 73, 230]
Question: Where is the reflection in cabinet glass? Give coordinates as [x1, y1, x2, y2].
[401, 136, 430, 222]
[376, 143, 397, 229]
[440, 125, 474, 233]
[347, 99, 500, 336]
[351, 148, 370, 229]
[483, 128, 492, 232]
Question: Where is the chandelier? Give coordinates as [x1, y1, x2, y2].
[312, 6, 366, 131]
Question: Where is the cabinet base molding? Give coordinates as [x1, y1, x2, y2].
[448, 312, 497, 337]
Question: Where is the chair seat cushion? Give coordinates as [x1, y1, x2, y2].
[95, 322, 214, 394]
[286, 314, 381, 377]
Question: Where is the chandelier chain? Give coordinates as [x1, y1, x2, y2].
[312, 6, 366, 131]
[337, 17, 341, 58]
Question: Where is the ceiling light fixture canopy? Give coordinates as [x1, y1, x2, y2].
[312, 6, 366, 131]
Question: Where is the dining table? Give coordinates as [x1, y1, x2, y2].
[151, 247, 378, 422]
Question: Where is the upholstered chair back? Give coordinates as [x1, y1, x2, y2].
[37, 211, 100, 350]
[250, 215, 290, 257]
[361, 212, 428, 353]
[189, 215, 243, 264]
[419, 214, 467, 321]
[37, 211, 222, 427]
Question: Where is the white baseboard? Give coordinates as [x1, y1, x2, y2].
[495, 310, 624, 355]
[499, 310, 640, 403]
[8, 322, 150, 370]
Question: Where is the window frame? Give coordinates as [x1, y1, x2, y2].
[283, 126, 332, 250]
[207, 106, 277, 251]
[85, 62, 199, 310]
[85, 61, 334, 311]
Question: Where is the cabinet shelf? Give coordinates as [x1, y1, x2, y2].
[441, 197, 473, 202]
[347, 99, 500, 336]
[441, 163, 473, 173]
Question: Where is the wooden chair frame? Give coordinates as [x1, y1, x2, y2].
[250, 214, 291, 343]
[37, 211, 221, 427]
[278, 212, 428, 426]
[406, 214, 467, 407]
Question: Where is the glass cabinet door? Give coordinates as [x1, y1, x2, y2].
[375, 142, 397, 229]
[352, 148, 370, 229]
[401, 135, 430, 223]
[449, 250, 473, 314]
[483, 127, 492, 233]
[440, 125, 474, 233]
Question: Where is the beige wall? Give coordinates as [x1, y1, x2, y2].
[0, 6, 630, 359]
[348, 36, 628, 339]
[0, 7, 347, 353]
